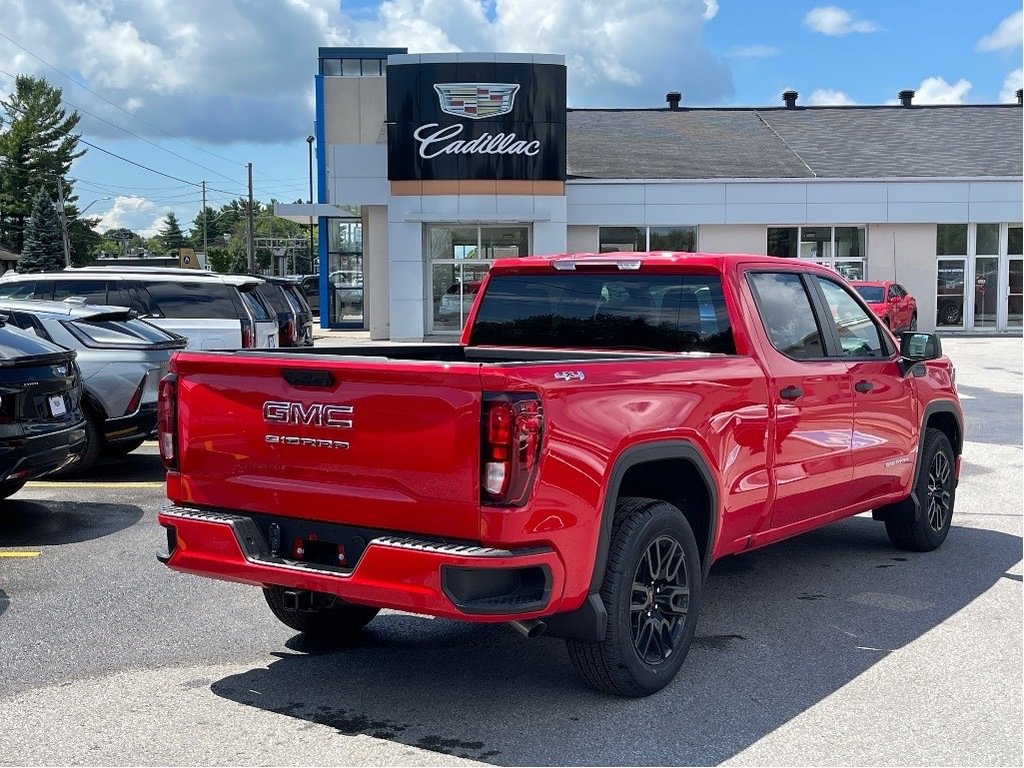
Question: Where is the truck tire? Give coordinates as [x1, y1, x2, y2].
[566, 497, 702, 697]
[0, 479, 27, 500]
[263, 586, 378, 638]
[885, 429, 956, 551]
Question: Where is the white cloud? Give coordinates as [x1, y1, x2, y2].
[999, 68, 1023, 102]
[806, 88, 857, 106]
[914, 76, 972, 104]
[725, 45, 779, 59]
[977, 10, 1023, 51]
[804, 6, 880, 36]
[95, 195, 195, 237]
[0, 0, 731, 141]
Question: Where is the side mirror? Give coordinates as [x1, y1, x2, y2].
[899, 332, 942, 375]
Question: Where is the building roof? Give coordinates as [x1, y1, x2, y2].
[566, 104, 1023, 180]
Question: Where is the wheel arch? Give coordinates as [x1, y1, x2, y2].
[593, 441, 718, 589]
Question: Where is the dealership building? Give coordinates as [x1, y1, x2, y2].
[275, 47, 1023, 339]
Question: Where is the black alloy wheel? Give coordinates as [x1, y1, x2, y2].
[925, 447, 953, 533]
[885, 428, 956, 551]
[631, 535, 690, 665]
[566, 496, 702, 697]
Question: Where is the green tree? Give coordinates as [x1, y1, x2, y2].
[17, 190, 65, 272]
[156, 212, 186, 254]
[0, 75, 84, 253]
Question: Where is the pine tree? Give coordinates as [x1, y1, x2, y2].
[17, 190, 65, 272]
[157, 211, 186, 254]
[0, 75, 84, 253]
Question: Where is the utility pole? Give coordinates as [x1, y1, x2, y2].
[56, 178, 72, 267]
[201, 180, 208, 266]
[246, 163, 255, 273]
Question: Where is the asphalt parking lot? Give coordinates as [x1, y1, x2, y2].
[0, 336, 1020, 766]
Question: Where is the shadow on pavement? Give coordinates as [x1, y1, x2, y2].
[211, 517, 1021, 765]
[0, 500, 144, 547]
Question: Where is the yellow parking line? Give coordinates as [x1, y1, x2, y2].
[27, 481, 165, 489]
[0, 551, 40, 558]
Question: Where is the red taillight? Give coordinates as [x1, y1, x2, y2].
[482, 395, 543, 506]
[157, 373, 178, 469]
[241, 319, 254, 348]
[123, 374, 147, 416]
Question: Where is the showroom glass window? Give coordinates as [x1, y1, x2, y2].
[766, 226, 866, 280]
[428, 225, 529, 333]
[936, 224, 967, 328]
[326, 217, 364, 327]
[598, 226, 697, 253]
[1009, 225, 1022, 328]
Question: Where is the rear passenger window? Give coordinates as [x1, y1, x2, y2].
[748, 272, 825, 360]
[239, 289, 272, 321]
[144, 282, 240, 319]
[0, 281, 37, 299]
[52, 279, 118, 305]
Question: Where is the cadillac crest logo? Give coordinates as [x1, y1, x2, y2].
[434, 83, 520, 119]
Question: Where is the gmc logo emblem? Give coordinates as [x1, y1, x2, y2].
[263, 401, 353, 429]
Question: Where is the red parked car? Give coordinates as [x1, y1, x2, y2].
[851, 280, 917, 332]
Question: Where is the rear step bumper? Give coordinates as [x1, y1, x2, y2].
[157, 504, 565, 621]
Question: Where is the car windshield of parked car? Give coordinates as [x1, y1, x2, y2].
[854, 285, 885, 303]
[469, 273, 735, 354]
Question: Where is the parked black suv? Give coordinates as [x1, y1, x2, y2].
[251, 276, 314, 347]
[0, 316, 86, 499]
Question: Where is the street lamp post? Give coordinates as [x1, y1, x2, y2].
[306, 135, 315, 275]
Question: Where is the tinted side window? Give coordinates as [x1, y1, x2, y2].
[258, 285, 289, 314]
[144, 281, 240, 319]
[52, 279, 114, 304]
[816, 278, 886, 359]
[239, 288, 272, 321]
[0, 280, 37, 299]
[748, 272, 825, 360]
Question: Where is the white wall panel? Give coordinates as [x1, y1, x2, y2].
[969, 202, 1024, 222]
[566, 204, 645, 225]
[389, 299, 425, 341]
[887, 202, 969, 223]
[532, 222, 568, 254]
[806, 202, 888, 223]
[725, 203, 807, 224]
[566, 184, 644, 205]
[968, 181, 1022, 203]
[643, 184, 727, 205]
[495, 196, 540, 216]
[807, 183, 888, 203]
[419, 195, 461, 215]
[567, 225, 599, 253]
[645, 204, 726, 225]
[457, 196, 498, 217]
[727, 183, 806, 204]
[887, 182, 969, 203]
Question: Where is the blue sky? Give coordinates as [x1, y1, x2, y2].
[0, 0, 1020, 239]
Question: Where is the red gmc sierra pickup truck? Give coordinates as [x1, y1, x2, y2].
[156, 252, 963, 696]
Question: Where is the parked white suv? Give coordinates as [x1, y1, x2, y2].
[0, 268, 278, 350]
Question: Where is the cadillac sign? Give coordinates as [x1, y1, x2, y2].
[386, 60, 566, 182]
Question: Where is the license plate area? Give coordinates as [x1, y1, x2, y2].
[247, 513, 395, 573]
[48, 395, 67, 417]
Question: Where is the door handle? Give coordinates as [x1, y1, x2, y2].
[779, 385, 803, 401]
[854, 379, 874, 393]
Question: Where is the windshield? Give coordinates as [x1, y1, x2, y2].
[468, 273, 735, 354]
[853, 285, 885, 303]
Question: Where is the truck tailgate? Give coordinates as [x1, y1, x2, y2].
[170, 353, 484, 540]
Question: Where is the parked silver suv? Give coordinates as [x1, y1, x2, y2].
[0, 299, 187, 474]
[0, 268, 278, 350]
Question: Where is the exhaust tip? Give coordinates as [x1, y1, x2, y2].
[510, 619, 547, 639]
